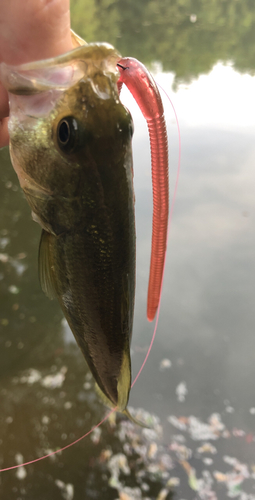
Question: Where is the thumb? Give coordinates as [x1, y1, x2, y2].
[0, 0, 73, 147]
[0, 0, 73, 65]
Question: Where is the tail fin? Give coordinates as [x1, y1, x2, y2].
[95, 351, 151, 428]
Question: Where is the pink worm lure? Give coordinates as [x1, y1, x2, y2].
[117, 58, 169, 321]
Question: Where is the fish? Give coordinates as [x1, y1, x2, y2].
[0, 31, 168, 424]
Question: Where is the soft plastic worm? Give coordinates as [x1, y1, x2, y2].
[117, 58, 169, 321]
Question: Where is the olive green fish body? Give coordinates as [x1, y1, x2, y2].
[39, 125, 135, 407]
[3, 44, 135, 411]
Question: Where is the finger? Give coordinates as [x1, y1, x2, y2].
[0, 0, 72, 65]
[0, 117, 9, 148]
[0, 82, 9, 146]
[0, 83, 9, 119]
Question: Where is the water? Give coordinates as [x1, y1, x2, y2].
[1, 4, 255, 499]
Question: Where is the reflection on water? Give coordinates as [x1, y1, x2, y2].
[71, 0, 255, 83]
[1, 34, 255, 500]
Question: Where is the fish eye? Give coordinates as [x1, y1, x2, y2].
[57, 116, 78, 153]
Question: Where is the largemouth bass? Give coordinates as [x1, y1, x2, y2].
[0, 32, 169, 424]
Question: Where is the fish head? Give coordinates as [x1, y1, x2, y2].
[1, 44, 134, 234]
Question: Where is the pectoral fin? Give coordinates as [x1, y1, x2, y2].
[38, 229, 56, 300]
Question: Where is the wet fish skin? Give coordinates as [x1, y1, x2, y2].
[6, 44, 135, 410]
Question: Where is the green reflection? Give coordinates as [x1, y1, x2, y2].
[71, 0, 255, 82]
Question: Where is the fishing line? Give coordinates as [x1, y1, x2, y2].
[0, 410, 116, 472]
[0, 81, 181, 473]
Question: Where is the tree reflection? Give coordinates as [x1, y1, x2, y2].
[71, 0, 255, 83]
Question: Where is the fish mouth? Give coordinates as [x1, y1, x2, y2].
[0, 43, 121, 96]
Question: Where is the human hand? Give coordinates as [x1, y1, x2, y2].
[0, 0, 73, 148]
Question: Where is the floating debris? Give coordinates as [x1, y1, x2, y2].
[99, 448, 112, 463]
[0, 253, 8, 263]
[15, 454, 27, 480]
[19, 369, 42, 385]
[108, 453, 131, 489]
[64, 401, 72, 410]
[203, 457, 213, 466]
[147, 442, 158, 459]
[17, 252, 27, 259]
[166, 477, 180, 487]
[90, 427, 102, 445]
[16, 466, 27, 480]
[167, 415, 187, 431]
[232, 428, 246, 437]
[83, 382, 92, 390]
[176, 382, 187, 402]
[8, 285, 19, 294]
[41, 367, 67, 389]
[156, 488, 169, 500]
[169, 442, 191, 461]
[97, 414, 176, 499]
[169, 413, 226, 441]
[197, 443, 217, 455]
[55, 480, 74, 500]
[226, 406, 234, 414]
[180, 460, 199, 491]
[10, 259, 27, 276]
[190, 13, 197, 23]
[0, 251, 27, 276]
[41, 415, 50, 425]
[118, 486, 143, 500]
[15, 453, 24, 464]
[0, 237, 10, 250]
[159, 359, 172, 371]
[16, 366, 67, 389]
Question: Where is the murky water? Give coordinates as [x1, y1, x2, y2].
[1, 4, 255, 500]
